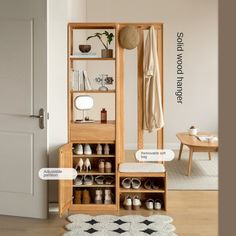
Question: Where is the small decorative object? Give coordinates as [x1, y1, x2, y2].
[104, 144, 110, 155]
[101, 108, 107, 123]
[95, 74, 114, 91]
[119, 25, 140, 49]
[189, 125, 198, 136]
[96, 144, 102, 155]
[79, 44, 91, 53]
[74, 95, 94, 123]
[87, 31, 114, 58]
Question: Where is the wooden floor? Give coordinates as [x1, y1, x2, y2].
[0, 191, 218, 236]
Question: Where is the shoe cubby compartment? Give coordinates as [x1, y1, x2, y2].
[118, 172, 167, 211]
[120, 177, 165, 192]
[73, 143, 115, 156]
[120, 192, 165, 211]
[72, 187, 117, 211]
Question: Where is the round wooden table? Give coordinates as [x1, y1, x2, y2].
[176, 132, 218, 176]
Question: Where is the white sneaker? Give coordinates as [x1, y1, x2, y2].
[133, 196, 141, 210]
[154, 199, 162, 210]
[74, 144, 83, 155]
[145, 199, 154, 210]
[123, 195, 132, 210]
[84, 144, 92, 155]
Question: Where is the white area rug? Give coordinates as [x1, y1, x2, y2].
[166, 150, 218, 190]
[64, 214, 177, 236]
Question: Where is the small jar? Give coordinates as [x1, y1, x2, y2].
[101, 108, 107, 123]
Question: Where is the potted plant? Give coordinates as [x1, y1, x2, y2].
[87, 31, 114, 58]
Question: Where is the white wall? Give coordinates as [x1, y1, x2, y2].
[86, 0, 218, 149]
[48, 0, 86, 202]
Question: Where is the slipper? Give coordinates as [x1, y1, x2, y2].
[131, 178, 141, 189]
[84, 175, 94, 185]
[74, 176, 83, 186]
[105, 176, 115, 185]
[122, 178, 131, 189]
[154, 199, 162, 210]
[95, 175, 105, 185]
[151, 180, 160, 190]
[145, 199, 154, 210]
[144, 179, 152, 190]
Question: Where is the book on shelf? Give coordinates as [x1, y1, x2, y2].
[71, 70, 93, 91]
[70, 52, 97, 58]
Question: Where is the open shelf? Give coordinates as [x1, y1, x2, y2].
[71, 90, 115, 94]
[73, 184, 115, 188]
[119, 172, 166, 178]
[76, 170, 115, 175]
[70, 56, 115, 61]
[119, 187, 165, 193]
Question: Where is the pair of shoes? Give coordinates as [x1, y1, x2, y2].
[74, 189, 91, 204]
[75, 158, 91, 172]
[144, 179, 160, 190]
[96, 144, 110, 155]
[123, 195, 141, 210]
[95, 176, 115, 185]
[95, 189, 113, 204]
[122, 178, 141, 189]
[98, 160, 112, 173]
[74, 144, 92, 155]
[74, 175, 94, 186]
[145, 199, 162, 210]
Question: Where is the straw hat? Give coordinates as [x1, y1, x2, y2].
[119, 26, 140, 49]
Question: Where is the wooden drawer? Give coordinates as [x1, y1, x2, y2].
[70, 121, 115, 142]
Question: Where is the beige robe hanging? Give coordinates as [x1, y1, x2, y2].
[143, 26, 164, 132]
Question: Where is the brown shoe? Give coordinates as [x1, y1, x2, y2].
[74, 189, 82, 204]
[82, 189, 91, 204]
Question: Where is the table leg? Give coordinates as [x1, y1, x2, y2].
[178, 143, 183, 160]
[187, 148, 193, 176]
[208, 152, 212, 160]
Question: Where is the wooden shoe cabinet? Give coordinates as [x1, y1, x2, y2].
[118, 172, 167, 211]
[59, 22, 165, 216]
[59, 23, 123, 216]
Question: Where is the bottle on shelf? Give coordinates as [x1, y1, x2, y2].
[101, 108, 107, 123]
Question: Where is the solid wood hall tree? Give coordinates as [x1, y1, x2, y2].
[59, 23, 164, 216]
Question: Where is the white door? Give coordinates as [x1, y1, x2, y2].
[0, 0, 47, 218]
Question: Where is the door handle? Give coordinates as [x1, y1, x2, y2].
[30, 108, 45, 129]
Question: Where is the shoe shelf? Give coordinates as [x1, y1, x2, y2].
[118, 173, 167, 211]
[73, 184, 115, 188]
[71, 90, 116, 94]
[69, 56, 116, 61]
[70, 204, 117, 211]
[119, 187, 165, 193]
[76, 170, 115, 175]
[73, 154, 115, 158]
